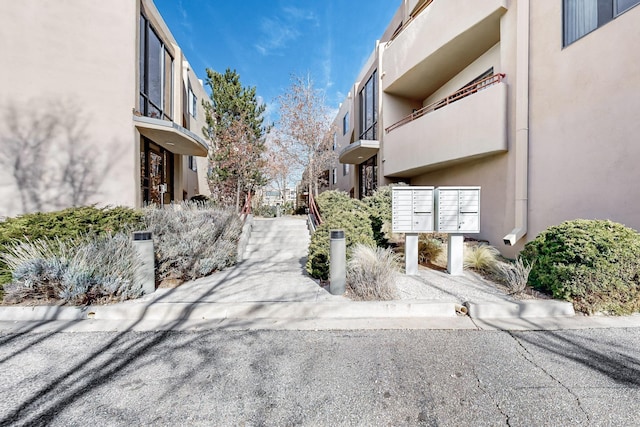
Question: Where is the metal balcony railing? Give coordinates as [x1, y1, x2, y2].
[385, 73, 506, 134]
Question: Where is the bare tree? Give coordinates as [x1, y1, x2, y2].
[0, 101, 114, 214]
[275, 74, 336, 197]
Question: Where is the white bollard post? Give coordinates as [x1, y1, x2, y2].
[405, 233, 419, 275]
[132, 231, 155, 294]
[447, 234, 465, 276]
[329, 230, 346, 295]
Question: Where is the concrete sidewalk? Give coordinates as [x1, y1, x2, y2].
[0, 216, 638, 332]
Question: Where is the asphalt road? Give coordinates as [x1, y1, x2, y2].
[0, 327, 638, 426]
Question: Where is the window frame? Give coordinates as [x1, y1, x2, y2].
[563, 0, 640, 46]
[343, 112, 349, 135]
[140, 12, 174, 120]
[359, 70, 378, 141]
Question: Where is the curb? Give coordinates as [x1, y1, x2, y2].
[0, 301, 458, 322]
[464, 300, 575, 319]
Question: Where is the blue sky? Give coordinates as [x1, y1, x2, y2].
[154, 0, 399, 117]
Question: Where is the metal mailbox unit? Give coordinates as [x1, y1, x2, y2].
[391, 186, 435, 233]
[391, 186, 434, 275]
[435, 187, 481, 233]
[435, 186, 481, 276]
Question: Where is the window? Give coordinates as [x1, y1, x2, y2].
[332, 133, 337, 151]
[188, 155, 197, 171]
[188, 85, 197, 118]
[332, 168, 337, 185]
[359, 71, 377, 140]
[359, 155, 377, 198]
[564, 0, 640, 46]
[343, 163, 349, 176]
[343, 112, 349, 135]
[140, 13, 173, 120]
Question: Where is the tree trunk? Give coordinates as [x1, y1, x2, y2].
[236, 179, 241, 213]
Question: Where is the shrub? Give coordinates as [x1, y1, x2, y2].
[464, 244, 500, 272]
[362, 186, 392, 247]
[143, 202, 242, 283]
[0, 206, 143, 286]
[306, 191, 375, 280]
[493, 258, 533, 295]
[2, 233, 145, 305]
[521, 219, 640, 315]
[253, 204, 277, 218]
[346, 244, 399, 301]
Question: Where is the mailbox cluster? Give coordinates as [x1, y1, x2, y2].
[392, 186, 481, 234]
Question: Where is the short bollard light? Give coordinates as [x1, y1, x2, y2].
[329, 229, 346, 295]
[132, 231, 155, 294]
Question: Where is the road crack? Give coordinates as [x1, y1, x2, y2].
[508, 332, 591, 424]
[471, 365, 511, 426]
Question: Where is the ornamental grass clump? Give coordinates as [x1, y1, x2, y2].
[493, 258, 534, 296]
[463, 244, 500, 272]
[143, 202, 242, 284]
[346, 244, 399, 301]
[521, 219, 640, 315]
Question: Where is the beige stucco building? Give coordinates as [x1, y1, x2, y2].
[330, 0, 640, 256]
[0, 0, 211, 218]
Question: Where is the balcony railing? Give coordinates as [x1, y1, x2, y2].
[385, 73, 505, 134]
[389, 0, 435, 42]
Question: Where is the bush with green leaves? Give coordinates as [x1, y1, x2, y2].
[521, 219, 640, 315]
[347, 244, 399, 301]
[2, 233, 145, 305]
[307, 191, 375, 279]
[0, 206, 143, 286]
[362, 186, 392, 247]
[143, 203, 242, 283]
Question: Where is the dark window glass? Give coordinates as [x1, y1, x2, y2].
[343, 112, 349, 135]
[564, 0, 638, 46]
[359, 71, 377, 140]
[139, 14, 173, 120]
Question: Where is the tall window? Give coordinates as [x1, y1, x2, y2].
[343, 112, 349, 135]
[359, 71, 378, 140]
[332, 168, 337, 185]
[359, 155, 377, 199]
[343, 163, 349, 176]
[564, 0, 640, 45]
[140, 13, 173, 120]
[188, 84, 197, 118]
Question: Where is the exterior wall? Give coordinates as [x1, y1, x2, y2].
[527, 1, 640, 238]
[0, 0, 210, 217]
[330, 96, 357, 195]
[0, 0, 138, 217]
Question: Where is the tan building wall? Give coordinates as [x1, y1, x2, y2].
[0, 0, 209, 218]
[334, 0, 640, 256]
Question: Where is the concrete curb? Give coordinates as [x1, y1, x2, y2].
[0, 301, 458, 322]
[236, 214, 254, 262]
[464, 300, 575, 319]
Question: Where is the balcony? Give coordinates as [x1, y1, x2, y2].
[339, 139, 380, 164]
[134, 115, 208, 157]
[382, 0, 507, 100]
[383, 77, 507, 178]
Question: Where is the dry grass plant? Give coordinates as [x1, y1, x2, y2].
[493, 258, 534, 295]
[346, 244, 399, 301]
[464, 243, 500, 272]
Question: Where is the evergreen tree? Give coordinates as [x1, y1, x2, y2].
[203, 68, 270, 209]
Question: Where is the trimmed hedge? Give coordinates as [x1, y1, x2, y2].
[306, 191, 375, 279]
[521, 219, 640, 315]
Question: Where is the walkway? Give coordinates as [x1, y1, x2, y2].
[145, 216, 346, 304]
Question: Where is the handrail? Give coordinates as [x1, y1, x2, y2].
[389, 0, 435, 42]
[308, 191, 323, 229]
[240, 192, 252, 216]
[385, 73, 505, 134]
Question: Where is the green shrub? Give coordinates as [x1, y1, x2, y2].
[347, 244, 399, 301]
[307, 191, 375, 279]
[253, 204, 276, 218]
[362, 186, 392, 247]
[0, 206, 143, 286]
[521, 219, 640, 315]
